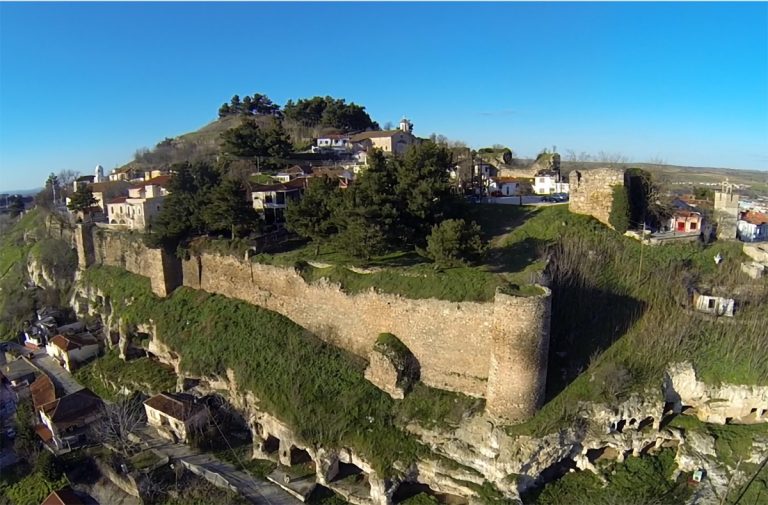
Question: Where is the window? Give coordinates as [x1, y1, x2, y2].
[708, 299, 716, 309]
[265, 194, 273, 204]
[690, 222, 697, 230]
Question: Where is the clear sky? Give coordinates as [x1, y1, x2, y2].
[1, 2, 767, 191]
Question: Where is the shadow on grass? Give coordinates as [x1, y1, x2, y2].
[545, 283, 646, 401]
[485, 237, 549, 274]
[465, 204, 535, 242]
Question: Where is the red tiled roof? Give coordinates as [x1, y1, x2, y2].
[130, 175, 172, 189]
[35, 424, 54, 444]
[144, 392, 205, 422]
[108, 196, 128, 204]
[742, 212, 768, 225]
[49, 333, 98, 353]
[41, 486, 84, 505]
[31, 375, 56, 410]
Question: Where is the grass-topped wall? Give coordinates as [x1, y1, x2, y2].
[80, 265, 428, 474]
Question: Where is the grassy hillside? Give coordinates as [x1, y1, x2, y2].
[79, 265, 485, 476]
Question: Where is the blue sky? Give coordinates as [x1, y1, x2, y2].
[1, 2, 767, 190]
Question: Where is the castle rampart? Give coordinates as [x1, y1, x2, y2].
[568, 167, 626, 227]
[80, 227, 551, 421]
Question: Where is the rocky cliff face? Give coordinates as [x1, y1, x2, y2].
[68, 269, 768, 505]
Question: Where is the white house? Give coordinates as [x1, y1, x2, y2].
[314, 134, 352, 151]
[737, 211, 768, 242]
[251, 178, 306, 225]
[107, 175, 171, 230]
[144, 392, 209, 443]
[46, 333, 100, 372]
[489, 177, 527, 196]
[533, 171, 569, 195]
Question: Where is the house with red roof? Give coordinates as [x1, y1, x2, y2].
[45, 333, 100, 372]
[36, 388, 103, 453]
[144, 392, 208, 443]
[106, 175, 171, 230]
[738, 211, 768, 242]
[41, 486, 84, 505]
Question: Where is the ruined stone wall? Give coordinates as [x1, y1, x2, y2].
[77, 225, 181, 297]
[486, 292, 552, 422]
[568, 168, 626, 227]
[181, 253, 551, 420]
[84, 230, 551, 420]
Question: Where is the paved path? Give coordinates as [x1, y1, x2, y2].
[30, 354, 84, 395]
[136, 428, 300, 505]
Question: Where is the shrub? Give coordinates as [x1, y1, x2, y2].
[424, 219, 486, 267]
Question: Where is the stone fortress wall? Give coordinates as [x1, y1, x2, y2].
[568, 167, 626, 227]
[75, 225, 552, 422]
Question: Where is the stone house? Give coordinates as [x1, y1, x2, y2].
[36, 388, 103, 453]
[349, 119, 418, 156]
[45, 333, 100, 372]
[144, 392, 209, 443]
[251, 178, 307, 225]
[106, 175, 171, 230]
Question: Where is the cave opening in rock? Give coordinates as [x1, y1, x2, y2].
[392, 482, 467, 504]
[330, 461, 371, 498]
[637, 416, 654, 431]
[261, 435, 279, 455]
[290, 446, 312, 466]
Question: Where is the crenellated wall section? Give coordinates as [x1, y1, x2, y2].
[76, 224, 552, 422]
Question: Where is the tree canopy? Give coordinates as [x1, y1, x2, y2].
[66, 186, 98, 215]
[219, 93, 281, 118]
[424, 219, 486, 268]
[285, 176, 343, 256]
[285, 142, 462, 260]
[221, 118, 292, 169]
[283, 96, 379, 132]
[146, 161, 224, 250]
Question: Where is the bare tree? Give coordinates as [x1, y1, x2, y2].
[57, 169, 81, 188]
[596, 151, 628, 167]
[93, 395, 147, 455]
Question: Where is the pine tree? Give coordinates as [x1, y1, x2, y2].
[66, 186, 98, 218]
[203, 178, 257, 238]
[285, 176, 342, 256]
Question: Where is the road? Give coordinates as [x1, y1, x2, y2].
[136, 428, 300, 505]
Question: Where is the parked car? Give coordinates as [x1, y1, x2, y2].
[541, 196, 557, 202]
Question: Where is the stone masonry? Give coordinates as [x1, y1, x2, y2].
[83, 230, 552, 422]
[75, 225, 182, 297]
[568, 167, 626, 227]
